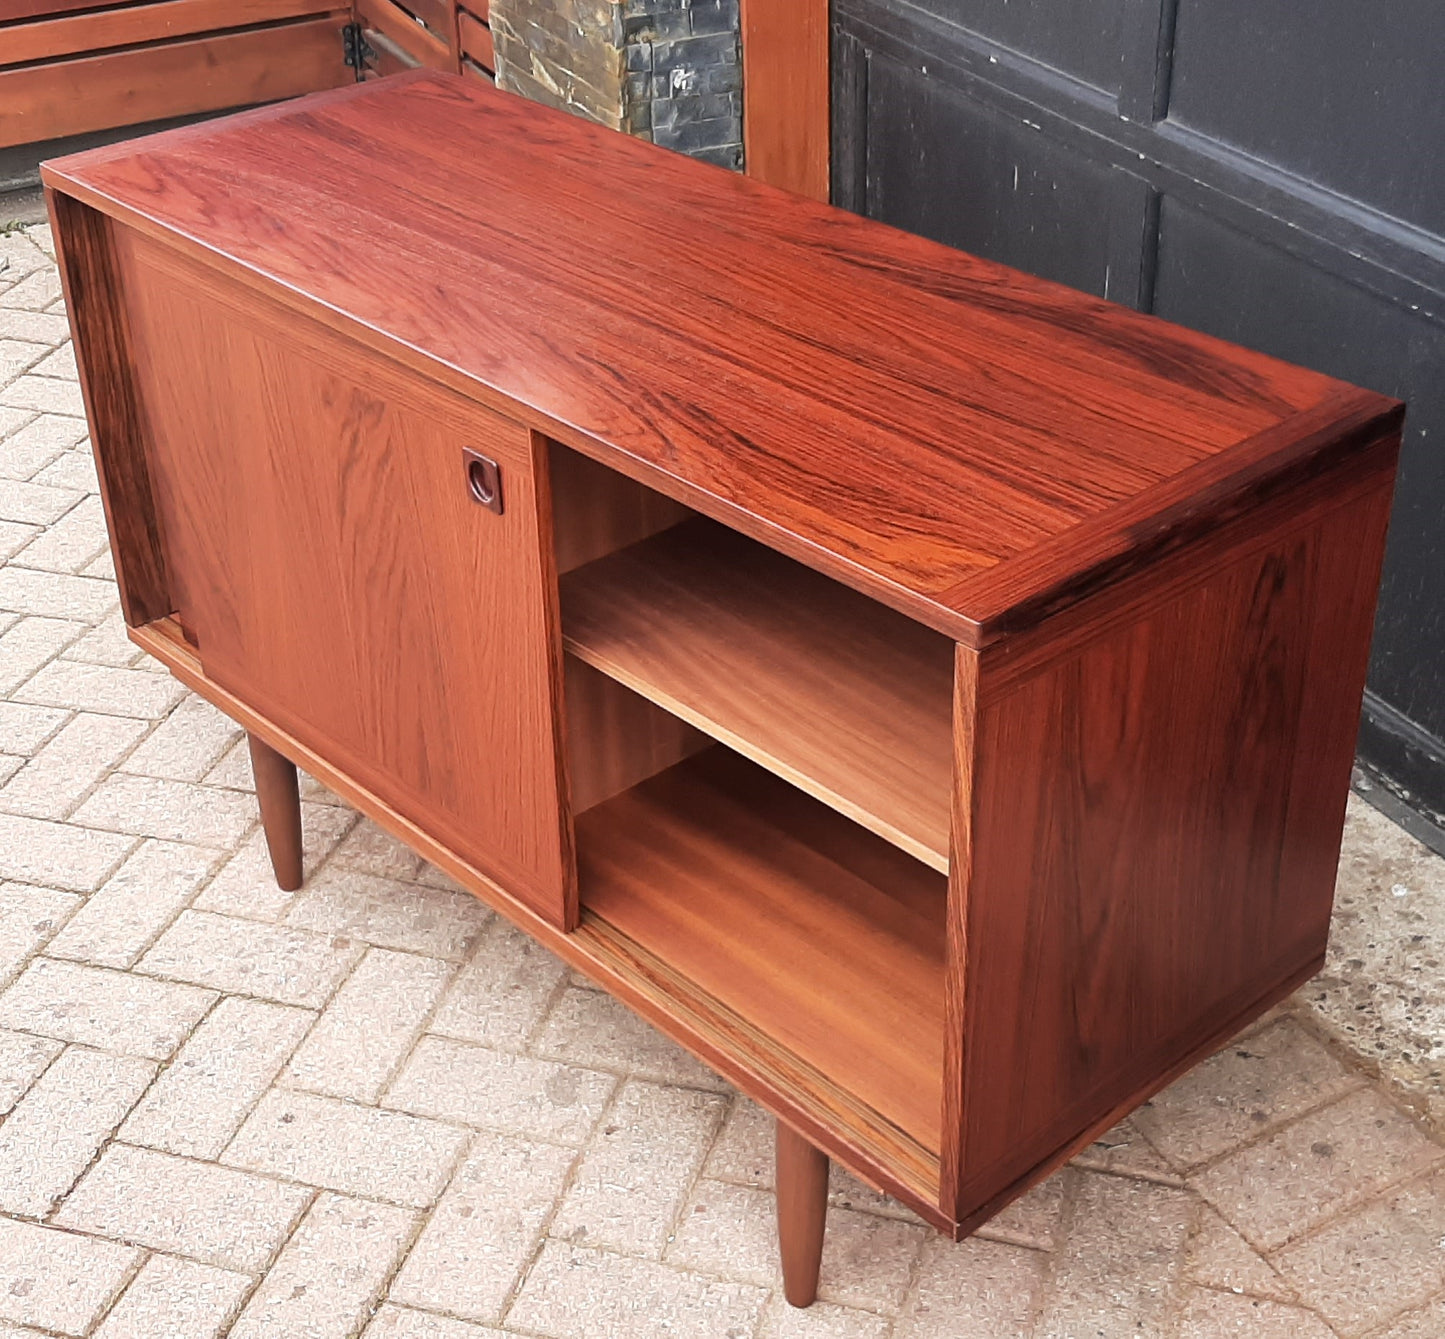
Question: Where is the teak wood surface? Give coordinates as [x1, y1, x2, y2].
[40, 70, 1399, 646]
[44, 72, 1404, 1256]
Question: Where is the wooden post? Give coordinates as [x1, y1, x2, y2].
[776, 1119, 829, 1307]
[248, 732, 304, 891]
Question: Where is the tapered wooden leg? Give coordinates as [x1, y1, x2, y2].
[248, 733, 303, 891]
[776, 1120, 829, 1308]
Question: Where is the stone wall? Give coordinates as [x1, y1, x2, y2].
[491, 0, 742, 169]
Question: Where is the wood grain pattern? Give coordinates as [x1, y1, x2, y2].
[127, 614, 949, 1226]
[43, 194, 171, 627]
[561, 656, 709, 814]
[578, 748, 947, 1154]
[942, 447, 1399, 1220]
[355, 0, 453, 69]
[776, 1121, 830, 1307]
[549, 440, 692, 576]
[0, 0, 334, 66]
[0, 18, 350, 150]
[248, 732, 303, 891]
[40, 71, 1395, 642]
[113, 225, 575, 929]
[457, 7, 492, 71]
[562, 518, 956, 870]
[740, 0, 830, 200]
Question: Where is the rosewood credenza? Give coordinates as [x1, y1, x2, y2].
[43, 70, 1402, 1307]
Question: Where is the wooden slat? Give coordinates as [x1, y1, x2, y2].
[458, 0, 487, 21]
[562, 518, 956, 871]
[457, 7, 491, 71]
[0, 18, 350, 150]
[1, 0, 332, 68]
[579, 748, 947, 1154]
[2, 0, 126, 23]
[356, 0, 452, 70]
[740, 0, 829, 199]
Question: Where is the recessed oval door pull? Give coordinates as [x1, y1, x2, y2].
[463, 448, 503, 514]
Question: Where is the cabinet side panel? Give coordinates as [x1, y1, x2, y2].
[111, 228, 574, 928]
[45, 192, 170, 625]
[945, 451, 1395, 1224]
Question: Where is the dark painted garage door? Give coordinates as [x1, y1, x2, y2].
[831, 0, 1445, 820]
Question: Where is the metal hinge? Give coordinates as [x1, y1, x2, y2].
[342, 22, 375, 80]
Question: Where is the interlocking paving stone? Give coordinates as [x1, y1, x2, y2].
[1192, 1088, 1445, 1250]
[120, 696, 242, 784]
[758, 1297, 892, 1339]
[284, 948, 453, 1102]
[553, 1079, 727, 1259]
[1374, 1296, 1445, 1339]
[1271, 1166, 1445, 1336]
[1033, 1171, 1196, 1338]
[0, 813, 134, 890]
[384, 1034, 616, 1146]
[667, 1179, 778, 1285]
[59, 610, 137, 667]
[229, 1192, 416, 1339]
[0, 883, 81, 985]
[389, 1132, 575, 1322]
[0, 1217, 141, 1335]
[428, 918, 565, 1051]
[534, 986, 730, 1091]
[364, 1306, 506, 1337]
[0, 1044, 154, 1216]
[284, 866, 489, 962]
[895, 1236, 1047, 1339]
[329, 817, 426, 881]
[508, 1241, 769, 1339]
[0, 616, 84, 694]
[31, 448, 98, 494]
[0, 522, 37, 563]
[0, 372, 83, 416]
[92, 1254, 251, 1339]
[223, 1089, 468, 1208]
[1184, 1207, 1297, 1303]
[55, 1143, 313, 1271]
[0, 957, 214, 1057]
[29, 343, 76, 381]
[0, 413, 87, 482]
[72, 774, 258, 847]
[192, 805, 356, 923]
[1311, 795, 1445, 1127]
[1173, 1288, 1336, 1338]
[0, 711, 148, 820]
[16, 660, 184, 716]
[46, 839, 218, 968]
[12, 494, 105, 572]
[0, 479, 80, 527]
[0, 1028, 62, 1115]
[0, 308, 72, 344]
[121, 995, 315, 1160]
[139, 910, 364, 1007]
[1133, 1019, 1364, 1170]
[973, 1173, 1066, 1251]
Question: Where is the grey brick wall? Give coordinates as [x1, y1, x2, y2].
[492, 0, 742, 169]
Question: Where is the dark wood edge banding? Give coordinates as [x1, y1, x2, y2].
[944, 388, 1405, 644]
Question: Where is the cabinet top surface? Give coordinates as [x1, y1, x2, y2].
[44, 72, 1399, 643]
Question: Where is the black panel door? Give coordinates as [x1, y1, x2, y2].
[832, 0, 1445, 820]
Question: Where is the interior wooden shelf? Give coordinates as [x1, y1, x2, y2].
[576, 747, 947, 1154]
[561, 518, 957, 872]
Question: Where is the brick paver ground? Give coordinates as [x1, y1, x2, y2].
[1, 221, 1444, 1338]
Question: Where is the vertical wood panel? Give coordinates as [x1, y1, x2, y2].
[943, 447, 1397, 1223]
[741, 0, 829, 199]
[44, 194, 172, 627]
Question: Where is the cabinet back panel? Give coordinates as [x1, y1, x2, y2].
[114, 226, 574, 927]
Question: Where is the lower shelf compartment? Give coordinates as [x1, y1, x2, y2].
[575, 747, 947, 1158]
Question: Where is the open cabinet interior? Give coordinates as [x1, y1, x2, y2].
[549, 441, 955, 1192]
